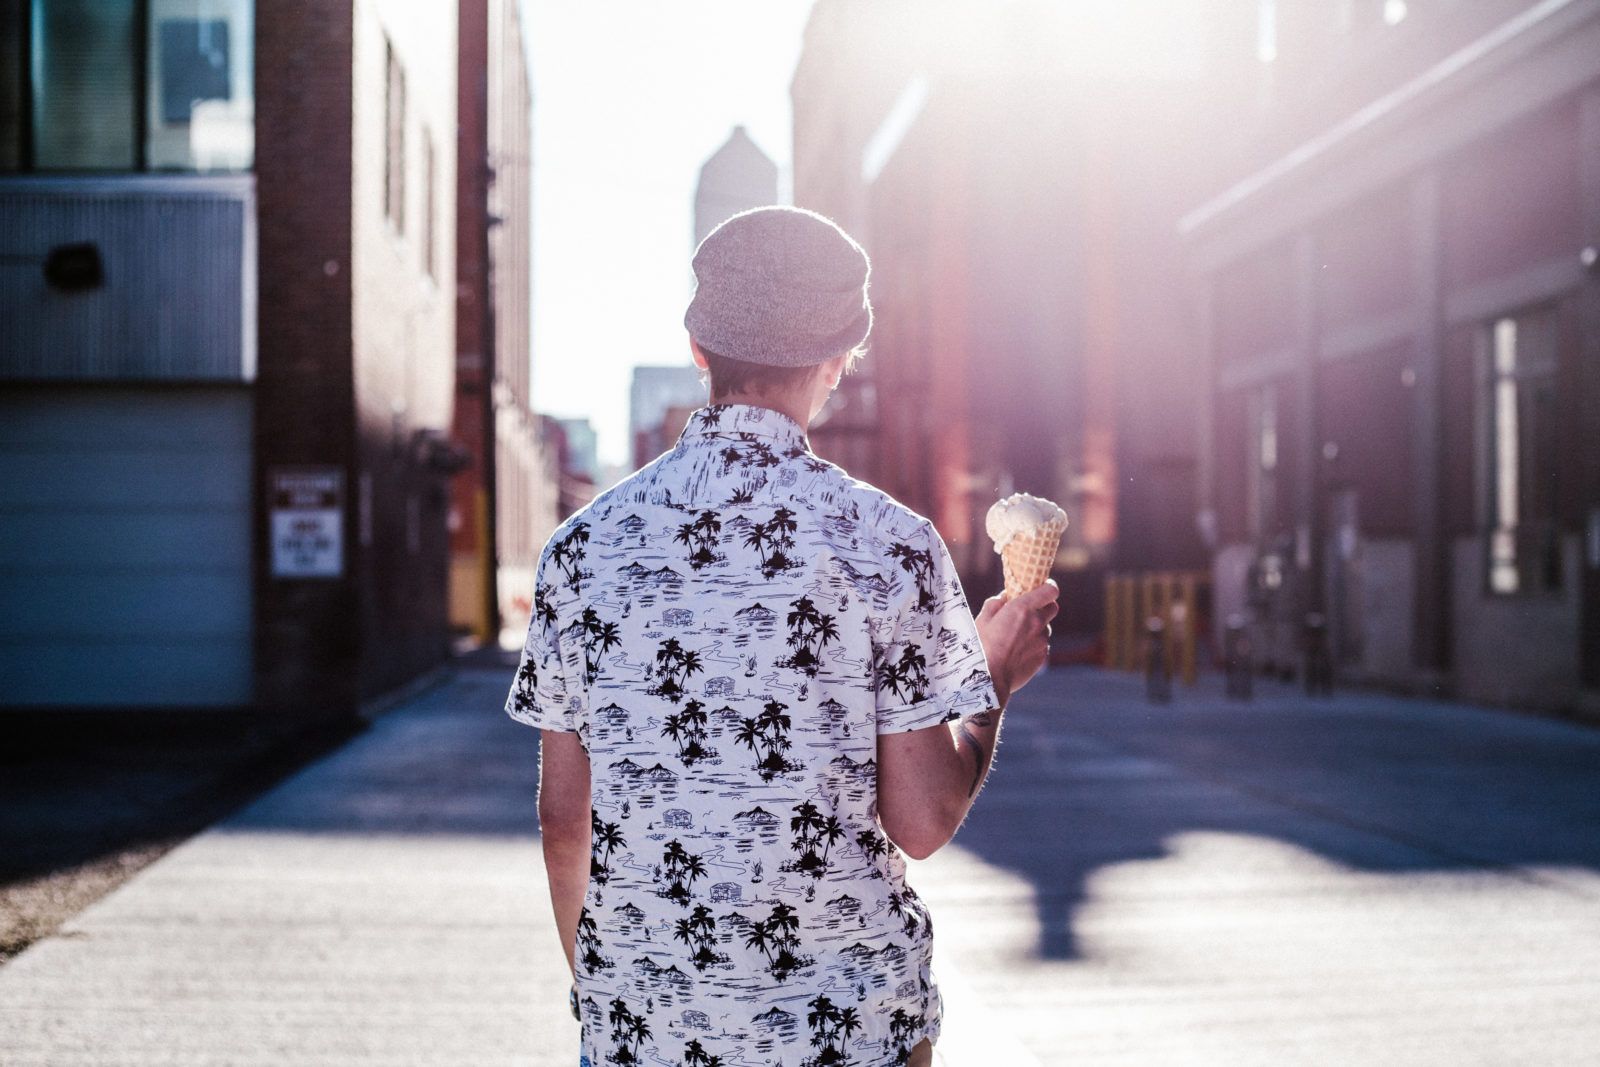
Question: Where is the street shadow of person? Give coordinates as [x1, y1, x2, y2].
[941, 667, 1600, 962]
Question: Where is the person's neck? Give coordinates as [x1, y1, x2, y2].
[711, 393, 812, 430]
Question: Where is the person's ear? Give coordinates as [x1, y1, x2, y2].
[688, 336, 709, 371]
[822, 353, 848, 390]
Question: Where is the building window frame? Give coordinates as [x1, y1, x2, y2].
[383, 35, 405, 234]
[1477, 304, 1562, 598]
[421, 125, 435, 279]
[1246, 382, 1279, 544]
[3, 0, 254, 174]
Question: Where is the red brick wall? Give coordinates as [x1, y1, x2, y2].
[351, 0, 458, 696]
[253, 0, 361, 716]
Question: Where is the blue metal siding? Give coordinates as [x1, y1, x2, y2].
[0, 176, 255, 382]
[0, 387, 254, 707]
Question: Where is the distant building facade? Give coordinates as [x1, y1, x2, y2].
[542, 415, 597, 521]
[553, 418, 601, 485]
[1183, 0, 1600, 714]
[629, 364, 705, 470]
[693, 125, 779, 247]
[448, 0, 559, 641]
[791, 0, 1251, 629]
[0, 1, 462, 714]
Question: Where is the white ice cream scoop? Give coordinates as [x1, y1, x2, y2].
[985, 493, 1067, 553]
[986, 493, 1068, 601]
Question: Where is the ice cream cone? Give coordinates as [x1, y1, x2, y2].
[986, 493, 1068, 601]
[1000, 515, 1066, 600]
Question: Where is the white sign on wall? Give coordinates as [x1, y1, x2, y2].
[270, 467, 344, 579]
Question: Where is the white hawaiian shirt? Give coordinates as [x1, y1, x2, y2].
[506, 403, 997, 1067]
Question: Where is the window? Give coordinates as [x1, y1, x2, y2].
[1256, 0, 1277, 63]
[384, 37, 405, 231]
[0, 1, 18, 169]
[0, 0, 253, 172]
[1482, 308, 1561, 595]
[1247, 384, 1279, 541]
[146, 0, 253, 171]
[421, 126, 435, 277]
[29, 0, 138, 169]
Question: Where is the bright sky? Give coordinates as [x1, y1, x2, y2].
[522, 0, 817, 468]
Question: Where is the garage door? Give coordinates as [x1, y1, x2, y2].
[0, 387, 253, 707]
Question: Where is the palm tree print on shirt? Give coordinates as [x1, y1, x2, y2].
[674, 509, 724, 571]
[788, 800, 846, 880]
[734, 699, 801, 781]
[661, 839, 707, 906]
[592, 810, 625, 885]
[887, 885, 932, 939]
[577, 906, 613, 975]
[887, 541, 937, 611]
[649, 638, 704, 702]
[855, 827, 888, 866]
[550, 521, 592, 592]
[681, 1038, 723, 1067]
[886, 1008, 927, 1065]
[673, 903, 728, 972]
[745, 506, 800, 578]
[781, 595, 840, 678]
[534, 582, 558, 633]
[661, 698, 717, 766]
[886, 890, 919, 939]
[566, 607, 622, 685]
[717, 432, 782, 475]
[877, 644, 931, 705]
[738, 901, 812, 981]
[607, 997, 652, 1065]
[510, 655, 537, 714]
[804, 993, 863, 1067]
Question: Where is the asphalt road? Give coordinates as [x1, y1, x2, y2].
[1, 663, 1595, 1065]
[919, 668, 1600, 1065]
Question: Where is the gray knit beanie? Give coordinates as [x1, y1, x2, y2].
[684, 205, 873, 367]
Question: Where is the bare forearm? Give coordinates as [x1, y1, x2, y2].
[877, 697, 1010, 859]
[943, 706, 1004, 828]
[541, 829, 588, 979]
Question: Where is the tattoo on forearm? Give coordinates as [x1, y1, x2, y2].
[957, 724, 988, 797]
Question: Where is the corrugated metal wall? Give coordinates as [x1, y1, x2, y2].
[0, 386, 254, 708]
[0, 176, 255, 382]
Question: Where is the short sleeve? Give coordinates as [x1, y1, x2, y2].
[504, 554, 584, 736]
[873, 521, 999, 734]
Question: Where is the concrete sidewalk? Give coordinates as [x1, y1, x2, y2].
[3, 663, 1597, 1064]
[0, 663, 1014, 1066]
[0, 666, 574, 1066]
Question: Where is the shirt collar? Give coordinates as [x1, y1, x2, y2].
[678, 403, 811, 453]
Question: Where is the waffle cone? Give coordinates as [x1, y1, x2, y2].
[1000, 518, 1066, 600]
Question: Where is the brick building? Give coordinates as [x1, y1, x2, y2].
[1, 1, 462, 715]
[791, 0, 1255, 631]
[1183, 0, 1600, 713]
[448, 0, 558, 643]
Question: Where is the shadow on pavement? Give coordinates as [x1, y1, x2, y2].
[0, 708, 362, 887]
[949, 667, 1600, 961]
